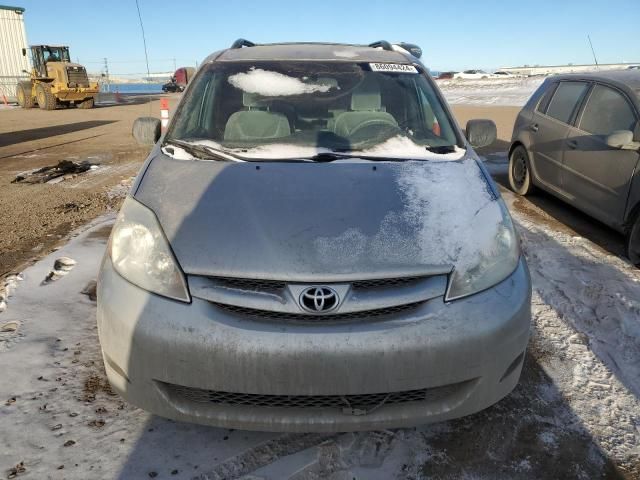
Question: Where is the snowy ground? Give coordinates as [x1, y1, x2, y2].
[1, 158, 640, 479]
[438, 77, 545, 106]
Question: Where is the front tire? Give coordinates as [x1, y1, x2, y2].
[77, 97, 95, 109]
[36, 83, 57, 110]
[16, 83, 34, 109]
[627, 214, 640, 267]
[509, 145, 534, 196]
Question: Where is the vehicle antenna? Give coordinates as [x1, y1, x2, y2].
[587, 35, 599, 69]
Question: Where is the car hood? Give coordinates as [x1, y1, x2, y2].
[134, 151, 502, 281]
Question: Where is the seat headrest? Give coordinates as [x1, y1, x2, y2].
[351, 77, 382, 111]
[243, 92, 264, 108]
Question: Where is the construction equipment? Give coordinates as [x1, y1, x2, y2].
[15, 45, 99, 110]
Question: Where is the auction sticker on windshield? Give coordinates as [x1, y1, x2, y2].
[369, 63, 418, 73]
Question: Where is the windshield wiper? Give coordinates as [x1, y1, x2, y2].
[303, 152, 356, 162]
[163, 139, 240, 162]
[425, 145, 457, 154]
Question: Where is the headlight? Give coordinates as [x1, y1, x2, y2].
[109, 196, 190, 302]
[445, 199, 520, 301]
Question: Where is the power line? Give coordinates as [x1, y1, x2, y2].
[82, 58, 188, 64]
[135, 0, 151, 81]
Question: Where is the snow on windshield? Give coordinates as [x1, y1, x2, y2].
[188, 136, 465, 161]
[228, 68, 334, 96]
[313, 159, 502, 271]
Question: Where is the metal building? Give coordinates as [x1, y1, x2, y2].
[0, 4, 29, 103]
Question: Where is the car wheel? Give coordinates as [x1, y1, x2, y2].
[509, 145, 534, 196]
[627, 213, 640, 267]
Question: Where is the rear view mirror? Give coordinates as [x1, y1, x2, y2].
[466, 119, 497, 148]
[132, 117, 161, 145]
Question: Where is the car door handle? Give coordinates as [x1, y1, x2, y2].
[567, 140, 578, 150]
[529, 124, 539, 132]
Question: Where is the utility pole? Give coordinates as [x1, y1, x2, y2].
[103, 57, 110, 92]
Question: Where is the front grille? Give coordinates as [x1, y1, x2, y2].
[213, 301, 423, 322]
[160, 380, 471, 410]
[206, 275, 427, 294]
[212, 277, 286, 294]
[352, 276, 426, 289]
[66, 66, 89, 87]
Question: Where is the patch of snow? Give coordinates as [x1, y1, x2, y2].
[437, 76, 545, 106]
[333, 49, 359, 58]
[228, 68, 333, 96]
[502, 187, 640, 469]
[191, 136, 466, 161]
[512, 203, 640, 397]
[357, 135, 465, 160]
[314, 159, 505, 276]
[396, 159, 503, 270]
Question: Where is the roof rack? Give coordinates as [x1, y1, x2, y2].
[368, 41, 393, 52]
[396, 42, 422, 59]
[230, 38, 256, 49]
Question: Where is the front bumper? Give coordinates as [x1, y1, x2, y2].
[97, 258, 531, 432]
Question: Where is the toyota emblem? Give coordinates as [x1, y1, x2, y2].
[299, 286, 339, 313]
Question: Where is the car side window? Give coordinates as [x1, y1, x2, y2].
[536, 83, 557, 113]
[545, 81, 589, 124]
[579, 84, 637, 136]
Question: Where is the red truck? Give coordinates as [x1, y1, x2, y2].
[162, 67, 196, 93]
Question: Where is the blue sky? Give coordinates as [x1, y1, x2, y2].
[14, 0, 640, 75]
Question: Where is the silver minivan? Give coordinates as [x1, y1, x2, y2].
[509, 71, 640, 264]
[97, 40, 531, 432]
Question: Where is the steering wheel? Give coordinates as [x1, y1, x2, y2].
[348, 119, 401, 140]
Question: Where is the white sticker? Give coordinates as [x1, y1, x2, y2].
[369, 63, 418, 74]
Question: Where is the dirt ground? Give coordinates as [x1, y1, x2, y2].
[0, 95, 180, 278]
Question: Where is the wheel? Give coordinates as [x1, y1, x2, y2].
[627, 213, 640, 267]
[77, 97, 95, 109]
[16, 83, 34, 108]
[132, 116, 161, 145]
[509, 145, 535, 195]
[35, 83, 57, 110]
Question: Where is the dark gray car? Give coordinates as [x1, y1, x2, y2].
[509, 71, 640, 265]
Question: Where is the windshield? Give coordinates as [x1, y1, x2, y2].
[43, 46, 70, 63]
[167, 61, 460, 158]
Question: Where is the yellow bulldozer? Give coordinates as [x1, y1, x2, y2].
[16, 45, 99, 110]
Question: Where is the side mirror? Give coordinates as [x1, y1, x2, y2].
[21, 48, 26, 56]
[466, 119, 497, 148]
[132, 117, 161, 145]
[606, 130, 634, 149]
